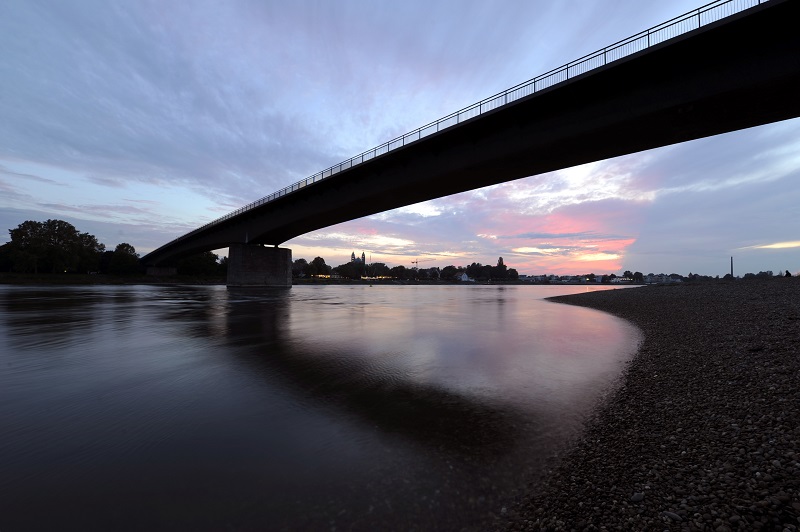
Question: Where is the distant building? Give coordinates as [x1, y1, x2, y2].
[351, 251, 366, 264]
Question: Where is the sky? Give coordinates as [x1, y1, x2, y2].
[1, 0, 798, 277]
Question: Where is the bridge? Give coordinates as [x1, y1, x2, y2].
[142, 0, 800, 286]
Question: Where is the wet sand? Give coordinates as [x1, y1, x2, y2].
[500, 279, 800, 531]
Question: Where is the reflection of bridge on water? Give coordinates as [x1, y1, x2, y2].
[142, 0, 800, 286]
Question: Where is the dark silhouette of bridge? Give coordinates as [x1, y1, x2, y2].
[142, 0, 800, 285]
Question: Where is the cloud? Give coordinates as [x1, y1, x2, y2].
[513, 246, 573, 256]
[86, 176, 129, 189]
[502, 231, 631, 241]
[396, 203, 443, 218]
[1, 1, 340, 206]
[622, 154, 800, 274]
[738, 241, 800, 251]
[0, 179, 31, 202]
[2, 0, 798, 277]
[36, 203, 153, 218]
[575, 253, 621, 262]
[0, 165, 64, 186]
[306, 230, 415, 251]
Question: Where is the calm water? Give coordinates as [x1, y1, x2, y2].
[0, 284, 639, 531]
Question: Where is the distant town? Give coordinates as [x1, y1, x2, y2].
[0, 219, 794, 282]
[292, 252, 792, 284]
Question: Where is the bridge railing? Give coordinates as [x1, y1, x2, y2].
[155, 0, 767, 253]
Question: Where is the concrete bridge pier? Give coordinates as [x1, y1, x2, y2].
[227, 243, 292, 287]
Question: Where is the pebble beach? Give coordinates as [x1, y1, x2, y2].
[501, 278, 800, 531]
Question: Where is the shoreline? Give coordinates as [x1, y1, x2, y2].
[500, 279, 799, 530]
[0, 272, 645, 287]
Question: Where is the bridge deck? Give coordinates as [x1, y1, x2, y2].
[144, 0, 800, 266]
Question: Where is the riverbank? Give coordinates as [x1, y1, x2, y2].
[500, 279, 799, 530]
[0, 272, 541, 286]
[0, 272, 225, 285]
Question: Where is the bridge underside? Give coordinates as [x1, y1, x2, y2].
[143, 0, 800, 286]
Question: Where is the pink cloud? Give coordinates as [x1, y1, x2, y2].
[479, 197, 644, 274]
[290, 173, 650, 275]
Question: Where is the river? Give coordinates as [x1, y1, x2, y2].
[0, 284, 639, 531]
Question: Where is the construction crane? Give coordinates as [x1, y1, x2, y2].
[409, 258, 435, 281]
[410, 258, 434, 267]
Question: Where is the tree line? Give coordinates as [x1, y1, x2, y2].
[0, 219, 226, 276]
[0, 219, 139, 275]
[293, 256, 520, 281]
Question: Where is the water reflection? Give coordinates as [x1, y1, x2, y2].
[0, 284, 639, 531]
[224, 289, 521, 457]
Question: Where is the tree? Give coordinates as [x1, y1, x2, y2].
[310, 256, 331, 276]
[491, 257, 508, 280]
[440, 265, 459, 281]
[333, 262, 359, 279]
[466, 262, 493, 281]
[177, 251, 220, 276]
[633, 271, 644, 283]
[109, 243, 141, 275]
[8, 220, 51, 272]
[76, 231, 105, 273]
[370, 262, 391, 277]
[390, 265, 408, 280]
[0, 243, 12, 272]
[292, 258, 308, 278]
[98, 250, 115, 274]
[115, 243, 136, 256]
[7, 219, 105, 273]
[507, 268, 519, 281]
[41, 219, 77, 272]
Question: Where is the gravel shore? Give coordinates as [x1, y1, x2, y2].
[500, 279, 800, 531]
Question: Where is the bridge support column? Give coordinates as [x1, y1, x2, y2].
[227, 243, 292, 287]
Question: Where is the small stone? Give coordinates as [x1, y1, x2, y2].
[662, 511, 682, 522]
[630, 492, 645, 503]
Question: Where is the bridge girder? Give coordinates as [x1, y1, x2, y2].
[144, 0, 800, 266]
